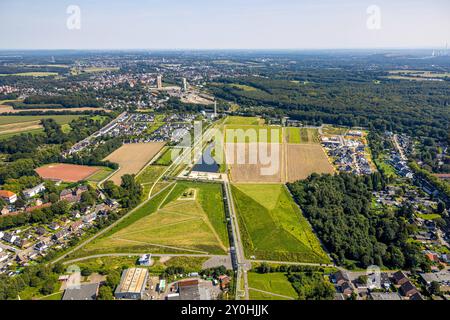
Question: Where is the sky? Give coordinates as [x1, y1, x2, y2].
[0, 0, 449, 50]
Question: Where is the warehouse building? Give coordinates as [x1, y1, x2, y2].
[114, 268, 149, 300]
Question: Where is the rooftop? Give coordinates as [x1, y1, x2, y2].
[116, 268, 148, 294]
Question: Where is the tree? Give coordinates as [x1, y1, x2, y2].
[429, 281, 441, 295]
[97, 286, 114, 300]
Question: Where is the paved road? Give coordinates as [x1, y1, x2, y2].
[224, 181, 250, 300]
[62, 253, 229, 265]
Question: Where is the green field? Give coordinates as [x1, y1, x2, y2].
[0, 115, 82, 125]
[223, 125, 282, 143]
[77, 182, 229, 257]
[286, 127, 319, 144]
[248, 272, 298, 300]
[155, 148, 179, 166]
[86, 167, 115, 183]
[0, 72, 58, 77]
[231, 184, 330, 263]
[136, 165, 167, 185]
[223, 116, 264, 126]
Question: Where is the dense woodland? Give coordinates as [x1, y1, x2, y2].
[209, 75, 449, 143]
[288, 173, 431, 271]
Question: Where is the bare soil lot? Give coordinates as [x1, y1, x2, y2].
[225, 143, 284, 183]
[286, 144, 334, 182]
[35, 163, 100, 182]
[105, 142, 166, 185]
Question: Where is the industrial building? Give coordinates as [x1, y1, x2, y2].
[114, 268, 149, 300]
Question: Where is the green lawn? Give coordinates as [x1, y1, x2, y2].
[77, 182, 229, 257]
[417, 213, 441, 220]
[248, 272, 298, 300]
[232, 184, 330, 263]
[86, 167, 115, 182]
[155, 148, 180, 166]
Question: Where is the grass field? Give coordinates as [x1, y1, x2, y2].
[78, 182, 229, 256]
[231, 184, 330, 263]
[285, 127, 319, 144]
[105, 142, 166, 185]
[86, 167, 115, 183]
[0, 115, 81, 125]
[0, 72, 58, 77]
[136, 165, 167, 184]
[155, 147, 180, 166]
[248, 272, 297, 300]
[223, 116, 264, 126]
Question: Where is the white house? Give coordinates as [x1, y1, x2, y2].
[23, 183, 46, 198]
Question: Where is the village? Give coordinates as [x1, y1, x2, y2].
[0, 181, 119, 275]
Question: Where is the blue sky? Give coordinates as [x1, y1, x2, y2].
[0, 0, 449, 49]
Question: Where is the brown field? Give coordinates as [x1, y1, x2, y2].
[0, 121, 42, 135]
[35, 163, 100, 182]
[286, 144, 334, 182]
[105, 142, 166, 185]
[225, 143, 284, 183]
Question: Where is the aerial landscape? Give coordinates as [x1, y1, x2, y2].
[0, 0, 449, 312]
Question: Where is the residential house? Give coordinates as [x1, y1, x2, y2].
[333, 270, 350, 286]
[400, 281, 419, 297]
[392, 271, 409, 286]
[0, 190, 17, 204]
[23, 183, 46, 198]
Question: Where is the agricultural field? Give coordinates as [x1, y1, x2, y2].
[248, 272, 298, 300]
[0, 114, 81, 125]
[285, 144, 334, 182]
[231, 184, 330, 263]
[104, 142, 166, 185]
[0, 72, 58, 77]
[225, 143, 283, 183]
[35, 163, 102, 182]
[0, 115, 82, 138]
[223, 116, 264, 126]
[78, 182, 229, 256]
[223, 125, 282, 143]
[285, 127, 319, 144]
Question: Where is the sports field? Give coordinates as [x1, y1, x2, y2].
[104, 142, 165, 185]
[231, 184, 330, 263]
[35, 163, 101, 182]
[79, 182, 229, 256]
[248, 272, 297, 300]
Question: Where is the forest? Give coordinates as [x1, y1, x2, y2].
[288, 173, 430, 271]
[209, 75, 449, 142]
